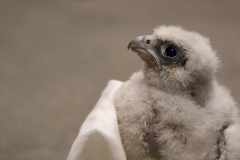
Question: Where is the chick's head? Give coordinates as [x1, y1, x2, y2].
[128, 26, 220, 89]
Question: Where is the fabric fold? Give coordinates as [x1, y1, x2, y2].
[67, 80, 126, 160]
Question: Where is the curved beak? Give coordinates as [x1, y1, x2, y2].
[128, 36, 145, 50]
[128, 35, 160, 69]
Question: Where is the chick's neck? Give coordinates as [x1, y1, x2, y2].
[143, 67, 215, 106]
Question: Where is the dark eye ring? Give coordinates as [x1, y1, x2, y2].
[146, 40, 151, 44]
[164, 46, 177, 58]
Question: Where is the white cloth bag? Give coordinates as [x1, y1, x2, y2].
[67, 80, 126, 160]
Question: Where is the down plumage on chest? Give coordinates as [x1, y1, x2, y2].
[114, 79, 224, 160]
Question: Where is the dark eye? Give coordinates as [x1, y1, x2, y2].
[165, 46, 177, 57]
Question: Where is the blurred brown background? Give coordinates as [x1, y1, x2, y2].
[1, 1, 240, 160]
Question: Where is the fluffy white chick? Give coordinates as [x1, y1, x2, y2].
[114, 26, 240, 160]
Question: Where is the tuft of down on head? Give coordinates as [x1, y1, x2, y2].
[153, 25, 220, 76]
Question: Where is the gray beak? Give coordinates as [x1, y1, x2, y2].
[128, 36, 145, 50]
[128, 35, 160, 69]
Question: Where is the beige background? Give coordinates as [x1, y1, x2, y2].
[1, 1, 240, 160]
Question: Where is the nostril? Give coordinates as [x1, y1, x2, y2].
[146, 40, 151, 44]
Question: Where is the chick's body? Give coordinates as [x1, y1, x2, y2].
[114, 26, 240, 160]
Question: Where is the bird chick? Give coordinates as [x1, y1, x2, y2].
[114, 26, 240, 160]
